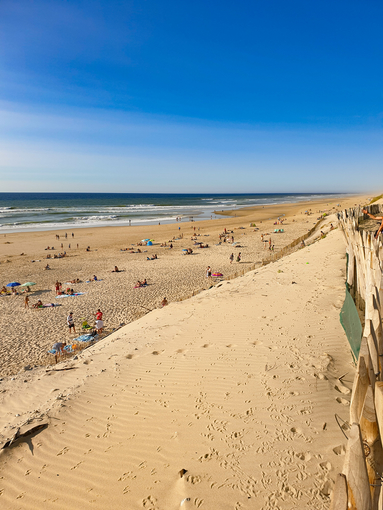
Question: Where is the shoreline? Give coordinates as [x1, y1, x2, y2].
[0, 193, 356, 235]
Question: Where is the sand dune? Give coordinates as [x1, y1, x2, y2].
[0, 227, 356, 509]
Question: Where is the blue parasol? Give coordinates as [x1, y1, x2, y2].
[6, 282, 21, 287]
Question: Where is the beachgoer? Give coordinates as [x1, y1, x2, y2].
[206, 266, 212, 278]
[229, 253, 234, 264]
[94, 308, 104, 334]
[24, 295, 29, 308]
[45, 264, 50, 270]
[112, 266, 120, 272]
[236, 252, 241, 263]
[362, 209, 383, 238]
[52, 341, 67, 363]
[32, 299, 43, 308]
[55, 280, 61, 295]
[161, 297, 168, 307]
[330, 223, 334, 230]
[67, 312, 76, 334]
[93, 275, 98, 281]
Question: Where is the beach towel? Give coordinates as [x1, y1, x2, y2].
[56, 293, 85, 299]
[73, 333, 99, 342]
[42, 303, 60, 307]
[85, 279, 103, 283]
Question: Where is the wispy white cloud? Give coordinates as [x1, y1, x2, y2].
[0, 102, 382, 193]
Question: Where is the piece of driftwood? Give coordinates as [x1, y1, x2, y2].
[329, 473, 348, 510]
[1, 420, 48, 449]
[342, 423, 372, 510]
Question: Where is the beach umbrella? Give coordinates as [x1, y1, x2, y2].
[20, 282, 36, 287]
[212, 272, 223, 277]
[142, 238, 150, 242]
[182, 249, 188, 251]
[6, 282, 21, 287]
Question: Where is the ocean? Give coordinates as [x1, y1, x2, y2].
[0, 192, 344, 233]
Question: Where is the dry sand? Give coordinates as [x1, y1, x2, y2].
[0, 195, 366, 376]
[0, 223, 357, 509]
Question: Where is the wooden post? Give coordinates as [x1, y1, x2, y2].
[342, 423, 372, 510]
[329, 473, 348, 510]
[350, 356, 369, 424]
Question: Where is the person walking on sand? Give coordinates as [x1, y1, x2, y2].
[67, 312, 76, 334]
[236, 252, 241, 263]
[206, 266, 212, 279]
[229, 253, 234, 264]
[24, 294, 29, 309]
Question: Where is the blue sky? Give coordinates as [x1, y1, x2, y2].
[0, 0, 382, 192]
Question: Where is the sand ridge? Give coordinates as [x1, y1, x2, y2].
[0, 227, 355, 509]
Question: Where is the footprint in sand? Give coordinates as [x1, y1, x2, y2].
[251, 341, 263, 346]
[176, 349, 186, 354]
[295, 452, 312, 461]
[314, 373, 327, 380]
[152, 351, 160, 355]
[336, 397, 349, 406]
[333, 444, 346, 455]
[334, 384, 351, 395]
[142, 495, 157, 509]
[57, 447, 69, 456]
[202, 344, 210, 348]
[126, 354, 134, 359]
[186, 474, 201, 484]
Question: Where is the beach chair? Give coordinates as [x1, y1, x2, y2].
[81, 318, 93, 331]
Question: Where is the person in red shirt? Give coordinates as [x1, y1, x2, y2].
[94, 308, 104, 334]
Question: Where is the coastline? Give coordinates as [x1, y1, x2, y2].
[0, 193, 369, 378]
[0, 192, 354, 235]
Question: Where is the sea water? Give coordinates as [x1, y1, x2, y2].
[0, 192, 344, 233]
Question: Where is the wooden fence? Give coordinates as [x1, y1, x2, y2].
[330, 206, 383, 509]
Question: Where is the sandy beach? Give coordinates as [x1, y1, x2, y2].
[0, 198, 364, 509]
[0, 195, 366, 378]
